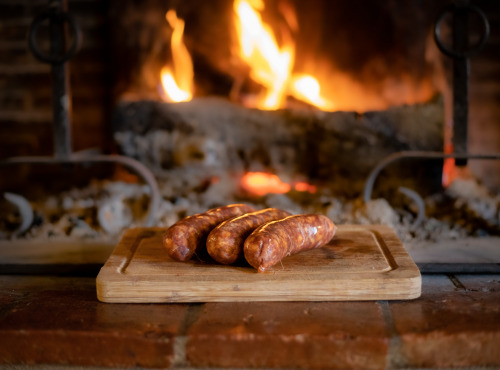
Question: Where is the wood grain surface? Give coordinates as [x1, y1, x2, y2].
[96, 225, 421, 303]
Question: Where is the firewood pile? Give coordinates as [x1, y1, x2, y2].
[113, 97, 444, 198]
[1, 98, 498, 245]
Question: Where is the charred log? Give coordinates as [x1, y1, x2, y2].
[113, 97, 444, 198]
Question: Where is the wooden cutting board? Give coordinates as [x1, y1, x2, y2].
[96, 225, 421, 303]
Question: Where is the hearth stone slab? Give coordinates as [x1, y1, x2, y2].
[407, 237, 500, 273]
[0, 274, 499, 368]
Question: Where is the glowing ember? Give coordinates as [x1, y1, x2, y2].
[293, 181, 317, 194]
[241, 172, 317, 196]
[442, 143, 457, 187]
[241, 172, 291, 196]
[160, 10, 194, 102]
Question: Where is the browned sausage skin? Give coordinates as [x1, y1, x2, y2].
[163, 204, 256, 261]
[244, 214, 336, 272]
[207, 208, 292, 265]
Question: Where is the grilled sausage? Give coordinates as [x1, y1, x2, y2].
[207, 208, 292, 265]
[163, 204, 256, 261]
[244, 214, 336, 272]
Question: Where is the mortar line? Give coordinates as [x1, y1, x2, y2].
[172, 303, 204, 368]
[379, 300, 405, 370]
[446, 273, 467, 290]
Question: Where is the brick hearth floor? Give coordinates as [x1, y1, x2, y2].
[0, 274, 499, 369]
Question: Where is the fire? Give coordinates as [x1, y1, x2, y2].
[293, 181, 317, 194]
[241, 172, 291, 196]
[232, 0, 335, 110]
[160, 10, 194, 102]
[153, 1, 435, 112]
[290, 75, 334, 111]
[442, 142, 457, 187]
[233, 0, 294, 109]
[241, 172, 316, 196]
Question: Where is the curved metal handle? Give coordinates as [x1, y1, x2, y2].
[363, 151, 500, 229]
[28, 8, 82, 64]
[1, 154, 161, 228]
[434, 3, 490, 59]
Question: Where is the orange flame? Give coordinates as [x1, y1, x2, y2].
[241, 172, 316, 196]
[160, 10, 194, 102]
[290, 74, 334, 111]
[233, 0, 294, 109]
[233, 0, 334, 110]
[293, 181, 317, 194]
[442, 142, 457, 187]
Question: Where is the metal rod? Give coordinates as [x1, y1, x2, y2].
[363, 151, 500, 229]
[434, 2, 490, 166]
[6, 1, 161, 229]
[363, 150, 500, 204]
[452, 4, 469, 166]
[49, 0, 72, 159]
[1, 154, 161, 227]
[397, 186, 426, 230]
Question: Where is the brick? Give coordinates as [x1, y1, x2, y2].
[1, 275, 500, 368]
[0, 5, 26, 21]
[0, 90, 25, 110]
[0, 276, 189, 368]
[389, 275, 500, 368]
[456, 274, 500, 292]
[0, 0, 111, 160]
[186, 301, 389, 369]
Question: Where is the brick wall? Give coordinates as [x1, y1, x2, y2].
[468, 0, 500, 191]
[0, 0, 111, 159]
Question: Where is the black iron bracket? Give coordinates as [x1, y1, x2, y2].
[1, 0, 160, 230]
[364, 2, 498, 229]
[434, 1, 490, 166]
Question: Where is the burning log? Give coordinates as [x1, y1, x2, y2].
[113, 96, 444, 198]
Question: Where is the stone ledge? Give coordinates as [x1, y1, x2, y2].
[389, 274, 500, 368]
[185, 301, 388, 369]
[0, 275, 499, 368]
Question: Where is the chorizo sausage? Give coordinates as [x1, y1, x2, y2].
[243, 214, 336, 272]
[206, 208, 292, 265]
[163, 204, 256, 261]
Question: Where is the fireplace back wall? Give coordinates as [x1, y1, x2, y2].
[1, 0, 499, 192]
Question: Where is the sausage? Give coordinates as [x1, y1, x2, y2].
[163, 204, 256, 261]
[243, 214, 336, 272]
[206, 208, 292, 265]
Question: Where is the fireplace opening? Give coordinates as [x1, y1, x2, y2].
[110, 0, 450, 195]
[115, 0, 444, 112]
[0, 0, 499, 265]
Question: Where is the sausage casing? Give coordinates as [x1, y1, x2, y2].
[206, 208, 292, 265]
[243, 214, 336, 272]
[163, 204, 256, 261]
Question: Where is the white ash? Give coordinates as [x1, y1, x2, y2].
[98, 198, 133, 234]
[445, 178, 500, 225]
[0, 175, 497, 244]
[264, 193, 304, 215]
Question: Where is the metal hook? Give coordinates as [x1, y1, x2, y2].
[1, 154, 161, 227]
[28, 8, 82, 64]
[363, 151, 500, 229]
[434, 2, 490, 59]
[434, 2, 490, 167]
[3, 193, 34, 236]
